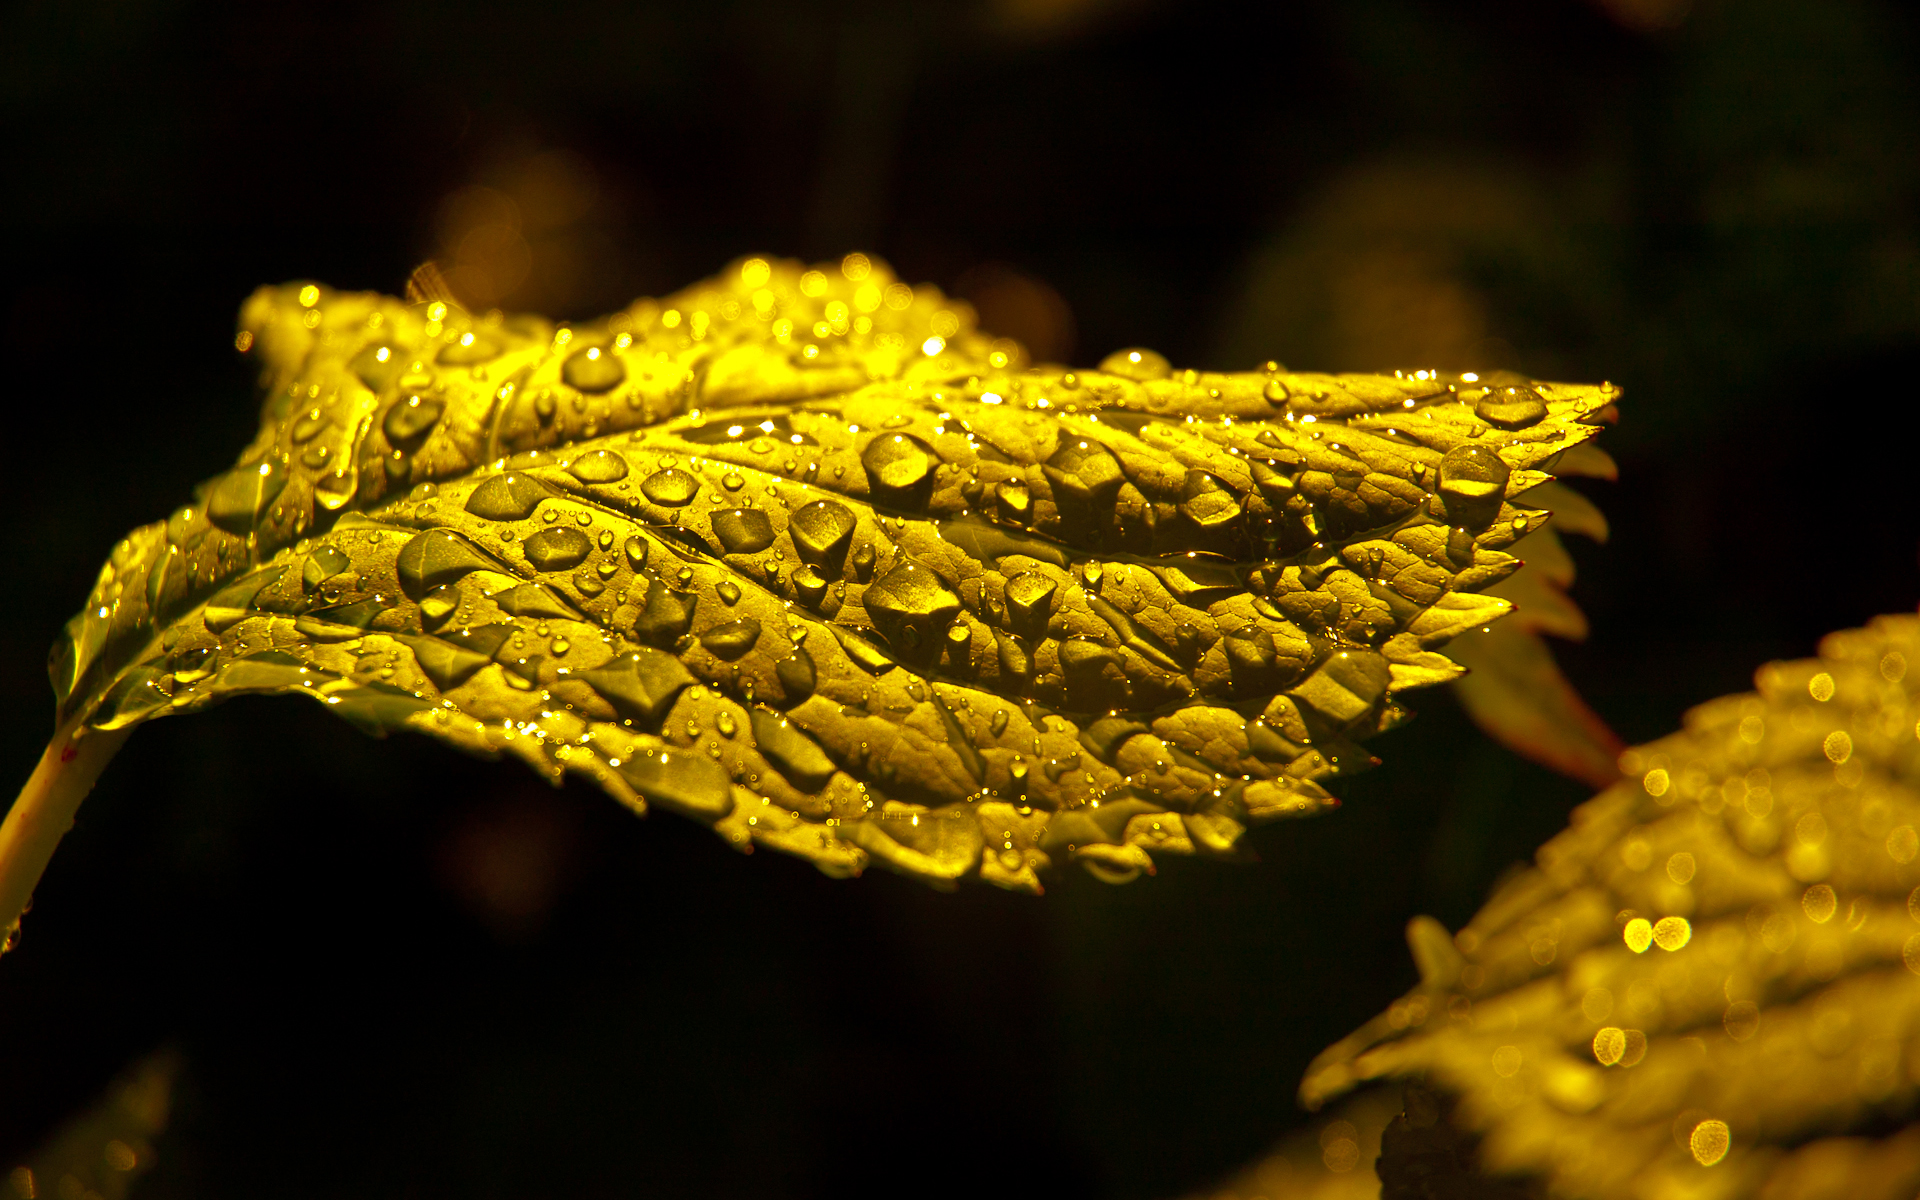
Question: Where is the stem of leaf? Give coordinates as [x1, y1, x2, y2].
[0, 718, 131, 957]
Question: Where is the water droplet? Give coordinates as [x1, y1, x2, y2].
[1436, 445, 1510, 528]
[397, 530, 498, 598]
[302, 545, 351, 590]
[722, 472, 745, 491]
[641, 468, 700, 506]
[206, 459, 289, 535]
[1098, 347, 1171, 380]
[712, 508, 776, 554]
[567, 449, 630, 484]
[624, 536, 650, 570]
[581, 648, 695, 728]
[749, 709, 838, 790]
[417, 583, 461, 630]
[635, 578, 698, 646]
[996, 631, 1031, 680]
[990, 709, 1010, 736]
[437, 331, 503, 365]
[1004, 572, 1057, 630]
[1044, 438, 1124, 513]
[861, 433, 938, 505]
[1474, 385, 1547, 430]
[789, 500, 857, 573]
[775, 646, 817, 706]
[562, 345, 627, 393]
[466, 473, 550, 521]
[291, 407, 329, 443]
[522, 527, 592, 572]
[717, 580, 741, 606]
[700, 618, 763, 660]
[862, 563, 961, 654]
[402, 634, 494, 692]
[382, 395, 444, 451]
[1179, 471, 1243, 531]
[994, 481, 1032, 523]
[791, 565, 829, 607]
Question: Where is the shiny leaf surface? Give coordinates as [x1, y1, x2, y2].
[52, 256, 1615, 890]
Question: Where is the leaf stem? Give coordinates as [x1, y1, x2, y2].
[0, 718, 131, 956]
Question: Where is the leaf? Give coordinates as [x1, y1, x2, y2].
[36, 256, 1616, 898]
[1301, 612, 1920, 1200]
[1447, 474, 1626, 790]
[6, 1048, 178, 1200]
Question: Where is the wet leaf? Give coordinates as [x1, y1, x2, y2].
[49, 256, 1615, 891]
[1302, 612, 1920, 1200]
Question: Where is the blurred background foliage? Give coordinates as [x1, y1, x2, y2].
[2, 0, 1918, 1196]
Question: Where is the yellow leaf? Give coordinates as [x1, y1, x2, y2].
[1302, 612, 1920, 1200]
[3, 255, 1618, 946]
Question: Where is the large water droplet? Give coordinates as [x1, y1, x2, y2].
[1436, 444, 1511, 528]
[397, 530, 498, 599]
[489, 583, 576, 619]
[1043, 438, 1124, 511]
[382, 395, 444, 452]
[641, 468, 700, 507]
[712, 508, 775, 554]
[302, 545, 351, 590]
[351, 342, 404, 392]
[623, 536, 650, 570]
[862, 562, 961, 654]
[1004, 572, 1057, 632]
[206, 459, 289, 535]
[700, 618, 763, 660]
[402, 634, 493, 692]
[992, 483, 1032, 525]
[634, 578, 698, 646]
[1179, 471, 1242, 530]
[1474, 384, 1547, 430]
[789, 500, 856, 573]
[791, 566, 829, 608]
[750, 709, 838, 791]
[562, 345, 627, 393]
[581, 648, 695, 728]
[567, 449, 630, 484]
[417, 583, 461, 630]
[861, 433, 937, 507]
[522, 527, 592, 572]
[465, 473, 550, 521]
[1098, 348, 1171, 380]
[775, 646, 817, 706]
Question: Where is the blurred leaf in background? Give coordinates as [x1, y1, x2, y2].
[7, 1051, 176, 1200]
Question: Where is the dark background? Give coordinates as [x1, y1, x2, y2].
[3, 0, 1919, 1196]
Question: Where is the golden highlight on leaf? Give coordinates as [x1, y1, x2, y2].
[1302, 612, 1920, 1200]
[47, 256, 1615, 892]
